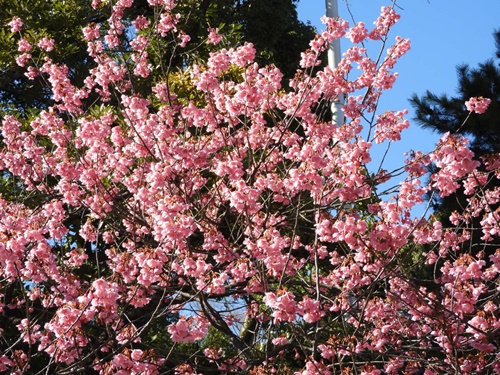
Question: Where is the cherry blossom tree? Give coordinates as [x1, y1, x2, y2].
[0, 1, 499, 374]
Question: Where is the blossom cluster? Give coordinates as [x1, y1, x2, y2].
[465, 96, 491, 114]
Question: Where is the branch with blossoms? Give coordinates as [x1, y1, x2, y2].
[1, 1, 499, 374]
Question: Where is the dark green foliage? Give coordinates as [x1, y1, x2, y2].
[169, 0, 316, 80]
[235, 0, 316, 79]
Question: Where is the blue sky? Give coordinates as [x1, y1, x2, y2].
[296, 0, 499, 213]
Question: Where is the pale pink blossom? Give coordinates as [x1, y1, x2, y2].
[16, 53, 31, 67]
[37, 37, 55, 52]
[18, 38, 32, 52]
[82, 24, 100, 40]
[346, 22, 368, 43]
[465, 96, 491, 114]
[8, 17, 23, 32]
[132, 15, 150, 30]
[207, 27, 222, 45]
[179, 33, 190, 48]
[168, 316, 209, 343]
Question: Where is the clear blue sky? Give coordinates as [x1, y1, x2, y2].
[297, 0, 499, 165]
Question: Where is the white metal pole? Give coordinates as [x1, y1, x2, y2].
[325, 0, 344, 125]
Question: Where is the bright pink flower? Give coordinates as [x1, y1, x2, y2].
[299, 296, 325, 323]
[91, 0, 101, 9]
[25, 66, 40, 79]
[207, 27, 222, 45]
[296, 360, 332, 375]
[82, 24, 100, 40]
[18, 38, 32, 52]
[372, 6, 400, 37]
[37, 37, 54, 52]
[320, 16, 349, 41]
[156, 12, 180, 36]
[65, 249, 88, 267]
[263, 291, 299, 323]
[168, 316, 209, 343]
[300, 51, 320, 68]
[204, 347, 222, 361]
[8, 17, 23, 32]
[465, 96, 491, 114]
[15, 53, 31, 67]
[179, 33, 190, 47]
[373, 109, 410, 143]
[132, 15, 150, 30]
[346, 22, 368, 43]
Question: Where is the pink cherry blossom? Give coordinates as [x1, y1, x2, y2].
[37, 37, 55, 51]
[17, 38, 32, 52]
[346, 22, 368, 43]
[82, 23, 100, 40]
[207, 27, 222, 45]
[132, 15, 150, 30]
[465, 96, 491, 114]
[8, 17, 23, 32]
[168, 316, 210, 343]
[15, 53, 31, 67]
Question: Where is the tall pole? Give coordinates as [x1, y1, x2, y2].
[325, 0, 344, 125]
